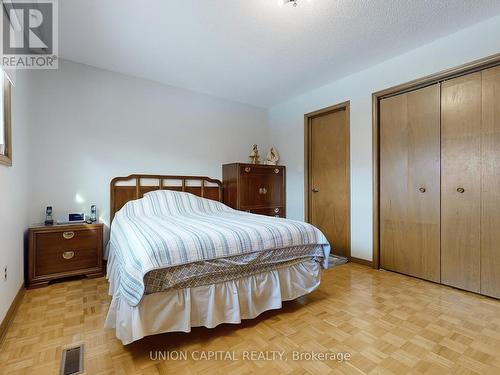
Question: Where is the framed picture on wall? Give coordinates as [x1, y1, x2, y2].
[0, 70, 12, 167]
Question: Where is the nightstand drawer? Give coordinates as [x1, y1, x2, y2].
[36, 229, 99, 252]
[36, 247, 99, 276]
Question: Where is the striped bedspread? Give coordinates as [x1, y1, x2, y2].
[107, 190, 330, 306]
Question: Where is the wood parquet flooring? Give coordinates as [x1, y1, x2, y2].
[1, 263, 500, 374]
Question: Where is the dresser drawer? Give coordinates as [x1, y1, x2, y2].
[35, 246, 99, 276]
[243, 207, 285, 218]
[35, 228, 99, 252]
[239, 165, 284, 176]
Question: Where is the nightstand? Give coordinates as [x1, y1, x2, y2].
[27, 223, 104, 288]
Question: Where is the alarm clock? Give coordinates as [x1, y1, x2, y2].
[58, 212, 85, 224]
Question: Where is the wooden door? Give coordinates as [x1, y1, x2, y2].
[481, 66, 500, 298]
[308, 106, 350, 258]
[441, 73, 482, 293]
[379, 84, 441, 282]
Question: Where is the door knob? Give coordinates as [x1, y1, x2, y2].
[457, 187, 465, 194]
[312, 188, 319, 193]
[419, 187, 426, 193]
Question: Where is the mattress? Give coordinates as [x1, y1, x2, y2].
[143, 244, 325, 293]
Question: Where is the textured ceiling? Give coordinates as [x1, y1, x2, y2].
[59, 0, 500, 107]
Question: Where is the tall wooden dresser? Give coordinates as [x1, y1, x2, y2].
[222, 163, 286, 218]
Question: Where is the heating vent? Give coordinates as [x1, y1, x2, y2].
[60, 344, 84, 375]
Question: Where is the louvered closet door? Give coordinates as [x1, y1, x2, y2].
[441, 73, 482, 293]
[481, 66, 500, 299]
[380, 84, 441, 282]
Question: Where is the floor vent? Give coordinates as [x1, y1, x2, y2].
[60, 344, 84, 375]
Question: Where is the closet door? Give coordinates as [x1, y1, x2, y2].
[380, 84, 441, 282]
[481, 66, 500, 299]
[441, 73, 482, 293]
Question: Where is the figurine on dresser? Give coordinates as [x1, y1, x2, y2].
[249, 144, 260, 164]
[266, 147, 279, 165]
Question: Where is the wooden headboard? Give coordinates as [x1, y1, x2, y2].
[110, 174, 223, 222]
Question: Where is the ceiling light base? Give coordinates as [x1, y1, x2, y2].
[281, 0, 299, 7]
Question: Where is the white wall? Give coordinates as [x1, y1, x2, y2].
[26, 60, 269, 229]
[268, 14, 500, 261]
[0, 71, 30, 323]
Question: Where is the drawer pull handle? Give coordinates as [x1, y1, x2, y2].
[274, 168, 279, 174]
[419, 187, 426, 193]
[274, 208, 280, 213]
[62, 251, 75, 260]
[457, 187, 465, 194]
[259, 187, 267, 195]
[245, 167, 251, 173]
[62, 231, 75, 240]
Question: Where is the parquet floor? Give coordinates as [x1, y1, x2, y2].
[1, 263, 500, 374]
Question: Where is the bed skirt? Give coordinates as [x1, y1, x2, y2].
[105, 260, 321, 344]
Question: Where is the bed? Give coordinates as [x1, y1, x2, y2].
[104, 174, 330, 344]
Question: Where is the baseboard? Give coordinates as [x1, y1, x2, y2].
[0, 283, 25, 345]
[350, 257, 373, 268]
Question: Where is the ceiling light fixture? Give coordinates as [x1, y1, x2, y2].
[279, 0, 299, 7]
